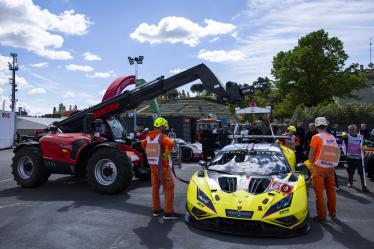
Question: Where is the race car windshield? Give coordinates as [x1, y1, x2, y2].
[210, 150, 290, 176]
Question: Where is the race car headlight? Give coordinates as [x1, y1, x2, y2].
[263, 193, 293, 217]
[197, 187, 216, 213]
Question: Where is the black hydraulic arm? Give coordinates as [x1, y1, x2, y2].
[56, 63, 253, 132]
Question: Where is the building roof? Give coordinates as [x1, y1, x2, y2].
[136, 98, 232, 119]
[336, 68, 374, 105]
[16, 117, 62, 130]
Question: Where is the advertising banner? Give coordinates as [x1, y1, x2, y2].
[0, 111, 15, 149]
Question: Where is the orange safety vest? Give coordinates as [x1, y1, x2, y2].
[145, 134, 161, 165]
[314, 133, 340, 168]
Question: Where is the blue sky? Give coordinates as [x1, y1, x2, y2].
[0, 0, 374, 115]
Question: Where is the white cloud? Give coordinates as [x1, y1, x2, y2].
[63, 91, 75, 98]
[198, 49, 246, 62]
[0, 54, 10, 86]
[85, 98, 98, 106]
[170, 68, 185, 74]
[0, 86, 3, 95]
[0, 0, 92, 60]
[27, 87, 46, 95]
[30, 62, 48, 68]
[82, 52, 101, 61]
[230, 0, 374, 82]
[86, 70, 115, 79]
[66, 64, 94, 72]
[63, 91, 92, 98]
[16, 76, 29, 89]
[209, 37, 220, 43]
[130, 16, 236, 47]
[99, 89, 106, 95]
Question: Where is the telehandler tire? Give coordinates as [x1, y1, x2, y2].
[11, 146, 50, 188]
[87, 147, 133, 194]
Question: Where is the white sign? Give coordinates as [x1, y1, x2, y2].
[0, 111, 15, 149]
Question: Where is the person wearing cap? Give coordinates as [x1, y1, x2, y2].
[282, 125, 298, 151]
[308, 117, 341, 222]
[342, 124, 369, 192]
[141, 117, 180, 219]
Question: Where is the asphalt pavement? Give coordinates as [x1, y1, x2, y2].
[0, 149, 374, 249]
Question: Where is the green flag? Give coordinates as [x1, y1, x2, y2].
[136, 79, 160, 116]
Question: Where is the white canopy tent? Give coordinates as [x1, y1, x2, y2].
[235, 106, 271, 114]
[16, 117, 62, 130]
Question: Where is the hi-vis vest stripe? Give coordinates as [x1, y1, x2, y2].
[145, 134, 161, 165]
[315, 133, 340, 168]
[346, 134, 363, 159]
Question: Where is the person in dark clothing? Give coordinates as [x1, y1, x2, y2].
[217, 128, 228, 148]
[305, 123, 318, 155]
[249, 122, 262, 135]
[332, 124, 340, 137]
[295, 121, 306, 163]
[200, 125, 216, 162]
[359, 123, 370, 140]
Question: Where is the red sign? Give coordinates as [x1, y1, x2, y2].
[93, 102, 120, 119]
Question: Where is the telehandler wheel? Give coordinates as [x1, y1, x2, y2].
[87, 147, 133, 194]
[11, 146, 50, 188]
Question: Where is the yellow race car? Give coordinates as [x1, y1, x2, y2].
[185, 143, 310, 236]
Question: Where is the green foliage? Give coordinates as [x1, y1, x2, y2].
[271, 29, 366, 115]
[292, 103, 374, 125]
[190, 83, 204, 96]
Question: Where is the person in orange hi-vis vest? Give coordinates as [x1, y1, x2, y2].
[141, 117, 180, 220]
[308, 117, 340, 222]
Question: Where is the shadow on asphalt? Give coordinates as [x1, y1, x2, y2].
[0, 177, 183, 249]
[336, 189, 373, 203]
[133, 217, 177, 249]
[185, 218, 324, 246]
[322, 219, 374, 249]
[0, 177, 152, 214]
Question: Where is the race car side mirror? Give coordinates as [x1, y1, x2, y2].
[296, 163, 310, 181]
[198, 160, 208, 169]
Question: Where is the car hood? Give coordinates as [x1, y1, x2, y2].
[192, 171, 302, 216]
[205, 171, 297, 195]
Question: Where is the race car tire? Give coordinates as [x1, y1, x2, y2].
[181, 147, 193, 161]
[11, 146, 50, 188]
[87, 147, 133, 194]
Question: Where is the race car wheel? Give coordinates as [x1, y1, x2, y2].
[87, 147, 133, 194]
[181, 147, 193, 161]
[11, 146, 50, 188]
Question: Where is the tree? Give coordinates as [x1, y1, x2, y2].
[271, 29, 366, 117]
[58, 103, 66, 115]
[53, 106, 56, 114]
[190, 83, 204, 96]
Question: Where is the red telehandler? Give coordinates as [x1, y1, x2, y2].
[11, 64, 253, 194]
